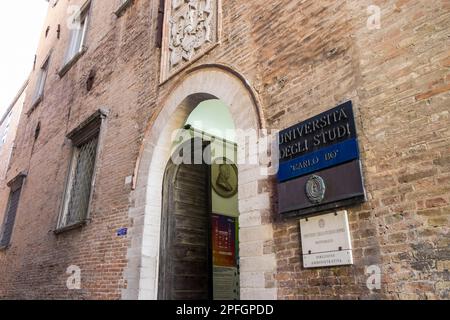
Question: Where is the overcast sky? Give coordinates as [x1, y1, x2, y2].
[0, 1, 48, 119]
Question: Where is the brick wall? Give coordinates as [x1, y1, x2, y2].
[270, 0, 450, 299]
[0, 0, 448, 299]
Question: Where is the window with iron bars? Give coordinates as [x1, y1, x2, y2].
[57, 111, 105, 231]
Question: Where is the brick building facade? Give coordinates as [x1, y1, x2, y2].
[0, 0, 449, 300]
[0, 81, 28, 247]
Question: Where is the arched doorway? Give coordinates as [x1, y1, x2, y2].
[158, 99, 240, 300]
[124, 66, 277, 300]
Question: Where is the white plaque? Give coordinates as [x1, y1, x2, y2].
[213, 267, 239, 300]
[300, 210, 353, 268]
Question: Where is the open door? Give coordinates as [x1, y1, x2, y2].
[158, 135, 240, 300]
[158, 138, 212, 300]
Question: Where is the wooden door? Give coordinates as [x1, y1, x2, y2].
[158, 139, 211, 300]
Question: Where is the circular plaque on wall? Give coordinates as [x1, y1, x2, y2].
[305, 175, 326, 204]
[211, 158, 238, 198]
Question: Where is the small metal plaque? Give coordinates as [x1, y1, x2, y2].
[300, 211, 353, 268]
[305, 175, 326, 204]
[117, 228, 128, 237]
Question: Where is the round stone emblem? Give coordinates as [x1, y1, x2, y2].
[305, 175, 326, 204]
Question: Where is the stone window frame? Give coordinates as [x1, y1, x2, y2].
[54, 109, 108, 234]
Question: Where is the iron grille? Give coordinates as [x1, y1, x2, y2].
[61, 135, 98, 228]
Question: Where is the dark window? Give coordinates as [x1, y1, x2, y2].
[156, 0, 165, 48]
[0, 174, 26, 249]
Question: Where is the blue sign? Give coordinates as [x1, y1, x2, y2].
[278, 139, 360, 182]
[117, 228, 128, 237]
[278, 101, 356, 163]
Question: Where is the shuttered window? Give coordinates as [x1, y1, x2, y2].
[0, 176, 25, 249]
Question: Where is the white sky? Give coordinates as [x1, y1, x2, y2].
[0, 1, 48, 119]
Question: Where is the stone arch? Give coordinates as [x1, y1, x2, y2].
[123, 65, 277, 300]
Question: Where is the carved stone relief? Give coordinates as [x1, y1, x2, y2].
[161, 0, 220, 82]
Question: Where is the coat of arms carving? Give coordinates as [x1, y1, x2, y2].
[161, 0, 221, 82]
